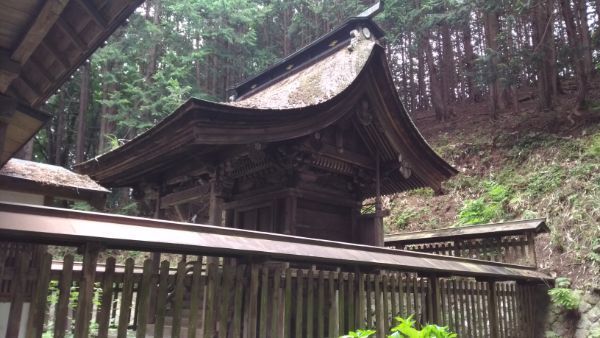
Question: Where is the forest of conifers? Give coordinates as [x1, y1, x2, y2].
[33, 0, 599, 169]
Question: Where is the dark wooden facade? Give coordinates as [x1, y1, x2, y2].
[78, 17, 457, 246]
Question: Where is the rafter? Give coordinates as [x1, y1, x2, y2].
[11, 0, 70, 65]
[75, 0, 108, 28]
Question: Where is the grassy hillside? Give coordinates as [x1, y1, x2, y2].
[386, 97, 600, 289]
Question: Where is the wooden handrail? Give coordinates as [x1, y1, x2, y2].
[0, 202, 550, 281]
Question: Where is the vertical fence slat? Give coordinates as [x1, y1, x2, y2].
[399, 272, 405, 318]
[260, 266, 270, 338]
[74, 244, 100, 338]
[328, 270, 338, 338]
[97, 257, 115, 338]
[135, 259, 154, 338]
[382, 273, 389, 333]
[117, 258, 135, 338]
[338, 271, 345, 335]
[232, 265, 245, 338]
[390, 272, 397, 320]
[54, 254, 74, 338]
[187, 261, 202, 338]
[374, 274, 384, 338]
[25, 252, 51, 338]
[205, 262, 219, 338]
[154, 260, 170, 338]
[6, 252, 29, 338]
[219, 263, 234, 338]
[284, 266, 292, 338]
[295, 268, 304, 338]
[347, 271, 355, 333]
[306, 268, 314, 338]
[170, 260, 186, 338]
[365, 274, 372, 328]
[270, 266, 282, 338]
[317, 270, 325, 338]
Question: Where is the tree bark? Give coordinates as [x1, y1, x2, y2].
[483, 9, 503, 119]
[559, 0, 588, 110]
[574, 0, 594, 76]
[423, 31, 446, 121]
[462, 20, 480, 102]
[532, 0, 555, 111]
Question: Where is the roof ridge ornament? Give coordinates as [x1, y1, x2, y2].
[357, 1, 384, 19]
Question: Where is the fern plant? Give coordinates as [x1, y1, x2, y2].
[341, 315, 457, 338]
[548, 277, 580, 311]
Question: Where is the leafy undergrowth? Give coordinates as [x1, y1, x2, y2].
[385, 100, 600, 289]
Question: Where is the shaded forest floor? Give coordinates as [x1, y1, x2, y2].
[386, 83, 600, 289]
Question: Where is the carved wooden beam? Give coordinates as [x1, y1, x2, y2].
[0, 94, 18, 119]
[160, 185, 210, 209]
[75, 0, 108, 28]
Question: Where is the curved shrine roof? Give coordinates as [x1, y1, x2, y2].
[77, 18, 457, 195]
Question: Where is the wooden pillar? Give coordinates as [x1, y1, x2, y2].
[527, 231, 537, 267]
[74, 243, 102, 338]
[208, 178, 224, 226]
[283, 195, 297, 235]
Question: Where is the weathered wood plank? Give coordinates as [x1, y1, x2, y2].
[135, 259, 154, 338]
[25, 252, 51, 338]
[154, 260, 170, 338]
[54, 254, 74, 338]
[187, 261, 202, 338]
[317, 269, 325, 338]
[347, 271, 355, 333]
[204, 262, 219, 338]
[170, 260, 186, 338]
[97, 257, 115, 338]
[328, 270, 338, 338]
[245, 263, 259, 338]
[295, 268, 304, 338]
[219, 263, 234, 338]
[117, 258, 135, 338]
[382, 273, 389, 333]
[284, 266, 293, 338]
[260, 266, 269, 338]
[374, 273, 384, 338]
[231, 265, 245, 338]
[338, 271, 345, 334]
[74, 244, 100, 338]
[270, 266, 282, 338]
[306, 268, 315, 338]
[357, 272, 366, 329]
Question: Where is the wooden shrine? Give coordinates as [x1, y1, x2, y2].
[78, 17, 457, 246]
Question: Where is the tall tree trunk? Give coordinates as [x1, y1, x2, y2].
[440, 19, 455, 106]
[483, 9, 503, 119]
[559, 0, 588, 110]
[533, 0, 555, 111]
[145, 0, 162, 82]
[423, 32, 446, 120]
[462, 20, 480, 102]
[53, 93, 66, 165]
[574, 0, 594, 76]
[417, 45, 427, 110]
[76, 63, 90, 163]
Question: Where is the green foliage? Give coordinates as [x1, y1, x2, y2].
[548, 277, 581, 311]
[525, 166, 565, 198]
[457, 181, 510, 225]
[342, 315, 456, 338]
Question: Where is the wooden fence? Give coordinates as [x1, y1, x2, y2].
[0, 203, 549, 338]
[1, 248, 539, 338]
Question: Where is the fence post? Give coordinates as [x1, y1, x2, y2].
[429, 275, 441, 324]
[487, 280, 499, 338]
[5, 252, 30, 338]
[73, 242, 102, 338]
